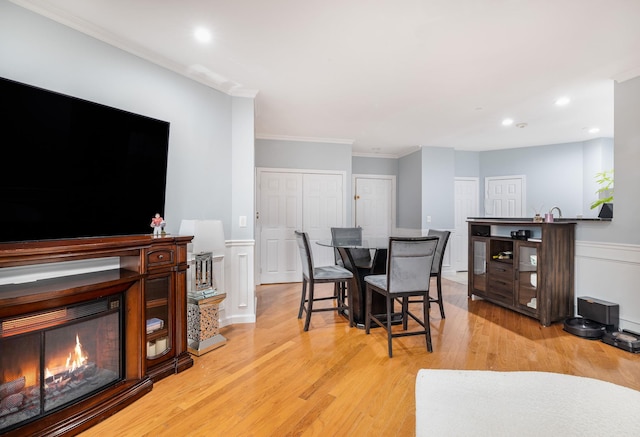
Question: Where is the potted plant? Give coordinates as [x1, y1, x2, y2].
[590, 169, 613, 216]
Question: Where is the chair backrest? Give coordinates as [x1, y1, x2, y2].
[386, 236, 438, 293]
[331, 227, 371, 267]
[294, 231, 314, 280]
[427, 229, 451, 275]
[330, 227, 363, 246]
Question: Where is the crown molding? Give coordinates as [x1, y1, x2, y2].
[10, 0, 254, 97]
[230, 88, 259, 98]
[612, 66, 640, 83]
[255, 134, 354, 145]
[352, 151, 401, 159]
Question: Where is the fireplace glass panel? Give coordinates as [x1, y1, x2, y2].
[0, 333, 41, 429]
[0, 296, 122, 433]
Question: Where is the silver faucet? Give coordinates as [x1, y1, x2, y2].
[549, 206, 562, 217]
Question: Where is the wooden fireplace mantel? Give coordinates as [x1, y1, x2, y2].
[0, 234, 193, 437]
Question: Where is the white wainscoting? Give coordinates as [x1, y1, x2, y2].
[575, 240, 640, 333]
[220, 239, 256, 327]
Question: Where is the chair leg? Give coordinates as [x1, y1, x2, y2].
[423, 292, 433, 353]
[365, 284, 372, 334]
[345, 278, 354, 328]
[386, 294, 394, 358]
[298, 279, 307, 319]
[437, 275, 445, 319]
[336, 280, 352, 327]
[304, 282, 315, 331]
[402, 297, 409, 330]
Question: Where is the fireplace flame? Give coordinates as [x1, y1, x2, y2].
[44, 334, 88, 383]
[67, 334, 88, 371]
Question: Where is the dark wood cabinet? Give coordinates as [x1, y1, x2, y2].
[468, 220, 575, 326]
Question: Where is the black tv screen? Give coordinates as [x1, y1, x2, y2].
[0, 77, 170, 243]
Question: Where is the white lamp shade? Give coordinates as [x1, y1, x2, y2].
[178, 219, 225, 256]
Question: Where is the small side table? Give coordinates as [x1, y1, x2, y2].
[187, 291, 227, 356]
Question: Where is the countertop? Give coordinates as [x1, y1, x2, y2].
[467, 217, 610, 223]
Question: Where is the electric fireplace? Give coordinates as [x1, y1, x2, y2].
[0, 296, 122, 433]
[0, 235, 193, 436]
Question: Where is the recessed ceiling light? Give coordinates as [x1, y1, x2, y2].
[555, 96, 570, 106]
[588, 127, 600, 134]
[194, 27, 212, 43]
[502, 118, 514, 126]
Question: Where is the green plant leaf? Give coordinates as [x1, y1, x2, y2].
[590, 169, 614, 209]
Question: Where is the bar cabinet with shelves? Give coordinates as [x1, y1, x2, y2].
[468, 220, 575, 326]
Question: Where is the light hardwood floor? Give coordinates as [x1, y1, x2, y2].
[80, 278, 640, 436]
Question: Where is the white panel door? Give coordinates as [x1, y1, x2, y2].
[257, 170, 345, 284]
[485, 176, 526, 217]
[354, 175, 394, 239]
[303, 173, 344, 267]
[453, 178, 479, 271]
[258, 171, 303, 284]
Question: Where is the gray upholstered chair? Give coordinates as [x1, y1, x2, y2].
[364, 236, 439, 357]
[330, 226, 373, 302]
[396, 229, 450, 325]
[426, 229, 451, 319]
[295, 231, 354, 331]
[330, 227, 373, 270]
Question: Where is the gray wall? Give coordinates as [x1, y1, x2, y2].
[231, 97, 256, 240]
[455, 151, 480, 177]
[398, 150, 423, 229]
[255, 139, 352, 172]
[0, 1, 246, 239]
[352, 156, 398, 175]
[422, 147, 455, 230]
[354, 142, 614, 232]
[480, 142, 584, 218]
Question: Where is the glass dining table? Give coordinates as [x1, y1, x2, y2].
[317, 238, 393, 328]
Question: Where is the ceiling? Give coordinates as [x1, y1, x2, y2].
[12, 0, 640, 157]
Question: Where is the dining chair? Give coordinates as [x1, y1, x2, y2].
[330, 227, 373, 303]
[294, 231, 354, 331]
[426, 229, 451, 319]
[330, 227, 374, 270]
[395, 229, 450, 325]
[364, 236, 439, 357]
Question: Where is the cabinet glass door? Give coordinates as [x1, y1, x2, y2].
[146, 275, 172, 359]
[517, 244, 538, 312]
[472, 239, 487, 292]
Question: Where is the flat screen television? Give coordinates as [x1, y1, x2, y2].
[0, 77, 170, 243]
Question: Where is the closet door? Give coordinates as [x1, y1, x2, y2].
[303, 173, 344, 268]
[257, 170, 345, 284]
[258, 171, 303, 284]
